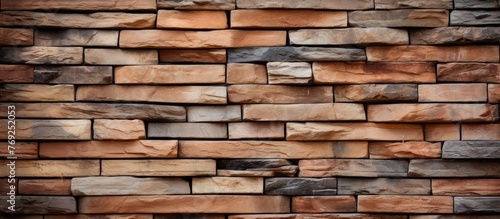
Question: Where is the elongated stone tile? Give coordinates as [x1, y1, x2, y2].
[367, 46, 500, 62]
[455, 0, 500, 8]
[0, 142, 37, 159]
[451, 10, 500, 25]
[438, 63, 500, 82]
[84, 49, 157, 65]
[369, 141, 441, 159]
[349, 9, 449, 27]
[335, 84, 418, 102]
[0, 28, 32, 46]
[188, 106, 241, 122]
[228, 47, 366, 62]
[228, 85, 333, 103]
[0, 216, 42, 219]
[243, 103, 366, 121]
[93, 119, 145, 140]
[72, 177, 189, 196]
[424, 124, 460, 141]
[0, 47, 82, 64]
[101, 159, 216, 176]
[432, 179, 500, 195]
[419, 84, 487, 102]
[179, 141, 368, 159]
[0, 84, 74, 102]
[0, 160, 99, 177]
[267, 62, 312, 84]
[35, 29, 118, 46]
[229, 214, 406, 219]
[442, 141, 500, 158]
[292, 196, 356, 213]
[338, 178, 430, 195]
[265, 178, 337, 195]
[358, 195, 453, 213]
[411, 27, 500, 44]
[0, 119, 91, 140]
[299, 159, 408, 177]
[160, 49, 226, 63]
[149, 123, 227, 139]
[157, 0, 235, 10]
[229, 122, 285, 139]
[0, 0, 156, 10]
[462, 124, 500, 140]
[236, 0, 374, 9]
[231, 10, 346, 28]
[0, 65, 33, 83]
[115, 65, 225, 84]
[154, 215, 221, 219]
[192, 177, 263, 194]
[290, 28, 408, 45]
[18, 179, 71, 195]
[455, 197, 500, 213]
[218, 159, 293, 170]
[375, 0, 453, 8]
[46, 215, 153, 219]
[287, 122, 423, 141]
[217, 169, 296, 177]
[0, 196, 76, 214]
[227, 63, 267, 84]
[408, 159, 500, 177]
[157, 10, 227, 29]
[34, 66, 112, 84]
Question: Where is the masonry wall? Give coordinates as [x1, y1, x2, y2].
[0, 0, 499, 218]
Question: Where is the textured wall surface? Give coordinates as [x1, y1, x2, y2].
[0, 0, 500, 218]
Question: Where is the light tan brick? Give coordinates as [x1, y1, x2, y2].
[148, 123, 227, 139]
[93, 119, 145, 140]
[0, 0, 156, 10]
[462, 124, 500, 140]
[115, 65, 225, 84]
[84, 49, 157, 65]
[192, 177, 263, 194]
[101, 159, 216, 176]
[349, 9, 449, 27]
[369, 141, 441, 159]
[228, 85, 333, 103]
[358, 195, 453, 213]
[157, 10, 227, 29]
[418, 84, 487, 102]
[243, 103, 365, 121]
[229, 122, 284, 139]
[424, 124, 460, 141]
[231, 10, 346, 28]
[0, 119, 91, 140]
[0, 160, 99, 177]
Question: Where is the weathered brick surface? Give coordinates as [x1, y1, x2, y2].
[290, 28, 408, 45]
[451, 10, 500, 25]
[34, 66, 112, 84]
[334, 84, 418, 102]
[267, 62, 312, 84]
[93, 119, 145, 140]
[229, 85, 333, 103]
[418, 84, 487, 102]
[0, 47, 83, 64]
[358, 196, 453, 213]
[115, 65, 225, 84]
[101, 160, 216, 176]
[367, 46, 499, 62]
[454, 197, 500, 214]
[408, 160, 500, 177]
[0, 65, 33, 83]
[192, 177, 263, 194]
[488, 84, 500, 103]
[157, 0, 235, 10]
[432, 179, 500, 195]
[231, 10, 347, 28]
[349, 10, 449, 27]
[148, 123, 227, 139]
[0, 0, 157, 10]
[442, 141, 500, 158]
[410, 27, 500, 44]
[375, 0, 453, 9]
[228, 122, 285, 139]
[0, 196, 77, 214]
[0, 160, 99, 177]
[18, 179, 71, 195]
[226, 63, 267, 84]
[462, 124, 500, 140]
[338, 178, 430, 195]
[237, 0, 374, 9]
[424, 124, 460, 141]
[0, 119, 91, 140]
[228, 47, 366, 62]
[292, 196, 356, 213]
[369, 141, 441, 159]
[71, 177, 190, 195]
[84, 49, 157, 65]
[299, 159, 408, 177]
[437, 63, 500, 82]
[0, 142, 37, 159]
[35, 29, 118, 47]
[243, 103, 366, 121]
[0, 28, 33, 46]
[160, 49, 226, 63]
[454, 0, 500, 8]
[157, 10, 227, 29]
[265, 178, 337, 195]
[188, 106, 241, 122]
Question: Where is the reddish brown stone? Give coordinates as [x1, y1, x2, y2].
[0, 0, 156, 10]
[157, 0, 235, 10]
[157, 10, 227, 29]
[160, 49, 226, 63]
[231, 10, 346, 28]
[369, 141, 441, 159]
[424, 124, 460, 141]
[0, 65, 33, 83]
[334, 84, 417, 102]
[418, 84, 487, 102]
[299, 159, 408, 177]
[45, 215, 152, 219]
[432, 179, 500, 195]
[349, 10, 449, 27]
[438, 63, 500, 82]
[229, 214, 405, 219]
[115, 65, 225, 84]
[0, 84, 74, 102]
[0, 28, 32, 46]
[228, 85, 333, 103]
[227, 63, 267, 84]
[18, 179, 71, 195]
[0, 142, 37, 159]
[462, 124, 500, 140]
[358, 195, 453, 213]
[85, 49, 157, 65]
[367, 46, 499, 62]
[0, 119, 91, 140]
[292, 196, 356, 213]
[0, 160, 100, 177]
[488, 84, 500, 103]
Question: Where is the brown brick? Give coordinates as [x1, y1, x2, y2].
[231, 10, 346, 28]
[243, 103, 365, 121]
[93, 119, 145, 140]
[35, 29, 118, 47]
[229, 122, 284, 139]
[0, 28, 32, 46]
[299, 159, 408, 177]
[438, 63, 500, 82]
[335, 84, 418, 102]
[358, 195, 453, 213]
[432, 179, 500, 195]
[148, 123, 227, 139]
[424, 124, 460, 141]
[462, 124, 500, 140]
[410, 27, 500, 44]
[0, 177, 17, 195]
[367, 46, 499, 62]
[369, 141, 441, 159]
[157, 0, 235, 10]
[71, 177, 189, 196]
[34, 66, 112, 84]
[229, 85, 333, 103]
[115, 65, 225, 84]
[0, 119, 91, 140]
[217, 159, 297, 177]
[292, 196, 356, 213]
[0, 160, 99, 177]
[0, 142, 37, 159]
[18, 179, 71, 195]
[101, 159, 216, 176]
[236, 0, 374, 9]
[157, 10, 227, 29]
[0, 46, 82, 65]
[338, 178, 430, 195]
[0, 84, 73, 102]
[192, 177, 263, 194]
[0, 65, 33, 83]
[160, 49, 226, 63]
[84, 49, 157, 65]
[0, 0, 156, 10]
[375, 0, 453, 9]
[229, 214, 405, 219]
[408, 159, 500, 177]
[227, 63, 267, 84]
[290, 28, 408, 45]
[46, 215, 153, 219]
[419, 84, 487, 102]
[488, 84, 500, 103]
[155, 215, 221, 219]
[349, 9, 449, 27]
[188, 105, 241, 122]
[0, 196, 76, 214]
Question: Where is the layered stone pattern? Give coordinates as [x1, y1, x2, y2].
[0, 0, 499, 217]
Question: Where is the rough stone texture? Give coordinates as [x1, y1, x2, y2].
[0, 196, 76, 214]
[0, 178, 16, 195]
[455, 0, 500, 8]
[192, 177, 263, 194]
[462, 124, 500, 140]
[0, 160, 99, 177]
[217, 168, 297, 177]
[0, 28, 33, 46]
[84, 49, 157, 65]
[488, 84, 500, 103]
[229, 122, 285, 139]
[375, 0, 453, 8]
[267, 62, 312, 84]
[157, 10, 227, 29]
[0, 46, 82, 64]
[231, 10, 346, 28]
[290, 28, 408, 45]
[0, 142, 37, 159]
[0, 119, 91, 140]
[46, 215, 153, 219]
[292, 196, 356, 213]
[93, 119, 145, 140]
[79, 196, 289, 213]
[287, 122, 423, 141]
[34, 66, 112, 84]
[424, 124, 460, 141]
[442, 141, 500, 158]
[179, 141, 368, 159]
[451, 10, 500, 25]
[349, 10, 449, 27]
[77, 85, 227, 104]
[313, 62, 436, 84]
[369, 141, 441, 159]
[71, 177, 189, 196]
[228, 85, 333, 103]
[217, 159, 297, 177]
[367, 104, 499, 122]
[408, 159, 500, 177]
[18, 179, 71, 195]
[432, 179, 500, 195]
[299, 159, 408, 177]
[101, 159, 216, 176]
[338, 178, 430, 195]
[367, 45, 500, 62]
[418, 84, 487, 102]
[265, 178, 337, 195]
[148, 123, 227, 139]
[0, 0, 156, 10]
[0, 84, 74, 102]
[334, 84, 418, 102]
[236, 0, 374, 9]
[115, 65, 225, 84]
[411, 27, 500, 44]
[120, 30, 286, 48]
[157, 0, 235, 10]
[358, 195, 453, 213]
[39, 140, 177, 158]
[0, 65, 33, 83]
[229, 214, 406, 219]
[160, 49, 226, 63]
[188, 105, 241, 122]
[227, 63, 267, 84]
[438, 63, 500, 82]
[155, 215, 223, 219]
[455, 197, 500, 214]
[0, 11, 156, 28]
[228, 47, 366, 62]
[243, 103, 366, 121]
[35, 29, 118, 46]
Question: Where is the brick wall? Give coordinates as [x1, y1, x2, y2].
[0, 0, 499, 218]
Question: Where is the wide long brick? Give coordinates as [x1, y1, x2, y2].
[299, 159, 408, 177]
[358, 195, 453, 213]
[418, 84, 487, 102]
[115, 65, 225, 84]
[0, 160, 99, 177]
[101, 159, 216, 176]
[369, 141, 441, 159]
[228, 47, 366, 62]
[84, 49, 157, 65]
[442, 141, 500, 158]
[231, 10, 347, 28]
[192, 177, 263, 194]
[0, 47, 82, 65]
[157, 0, 235, 10]
[160, 49, 226, 63]
[229, 122, 285, 139]
[451, 10, 500, 25]
[72, 177, 190, 196]
[0, 65, 33, 83]
[0, 196, 76, 214]
[19, 179, 71, 195]
[338, 178, 430, 195]
[409, 159, 500, 177]
[334, 84, 418, 102]
[0, 142, 37, 159]
[438, 63, 500, 82]
[0, 119, 91, 140]
[157, 10, 227, 29]
[375, 0, 453, 9]
[462, 124, 500, 140]
[148, 123, 227, 139]
[236, 0, 374, 9]
[229, 214, 405, 219]
[0, 84, 74, 102]
[292, 196, 356, 213]
[367, 46, 500, 62]
[411, 27, 500, 44]
[290, 28, 408, 45]
[349, 9, 449, 27]
[243, 103, 365, 121]
[188, 106, 241, 122]
[228, 85, 332, 103]
[265, 178, 337, 196]
[34, 66, 112, 84]
[35, 29, 118, 47]
[0, 28, 32, 46]
[455, 197, 500, 214]
[432, 179, 500, 195]
[0, 0, 156, 10]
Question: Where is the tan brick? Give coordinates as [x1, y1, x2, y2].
[148, 123, 227, 139]
[188, 105, 241, 122]
[0, 196, 76, 214]
[35, 29, 118, 47]
[157, 10, 227, 29]
[267, 62, 312, 84]
[424, 124, 460, 141]
[292, 196, 356, 213]
[160, 49, 226, 63]
[462, 124, 500, 140]
[0, 160, 99, 177]
[0, 142, 37, 159]
[0, 84, 73, 102]
[488, 84, 500, 103]
[71, 177, 189, 196]
[93, 119, 145, 140]
[438, 63, 500, 82]
[231, 10, 346, 28]
[299, 159, 408, 177]
[375, 0, 453, 9]
[120, 30, 286, 48]
[229, 122, 285, 139]
[229, 85, 333, 103]
[290, 28, 408, 45]
[115, 65, 225, 84]
[419, 84, 487, 102]
[243, 103, 365, 121]
[227, 63, 267, 84]
[349, 9, 449, 27]
[192, 177, 263, 194]
[157, 0, 235, 10]
[367, 46, 499, 62]
[0, 28, 32, 46]
[0, 46, 82, 64]
[432, 179, 500, 195]
[0, 65, 33, 83]
[18, 179, 71, 195]
[237, 0, 374, 9]
[84, 49, 157, 65]
[334, 84, 418, 102]
[0, 0, 156, 10]
[101, 159, 216, 176]
[369, 141, 441, 159]
[358, 195, 453, 213]
[0, 119, 91, 140]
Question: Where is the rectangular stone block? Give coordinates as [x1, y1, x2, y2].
[227, 63, 267, 84]
[455, 197, 500, 214]
[0, 46, 82, 64]
[0, 178, 16, 196]
[188, 105, 241, 122]
[462, 124, 500, 140]
[120, 30, 286, 48]
[411, 27, 500, 44]
[229, 214, 405, 219]
[101, 159, 216, 176]
[0, 28, 32, 46]
[292, 196, 356, 213]
[367, 45, 499, 62]
[157, 10, 227, 29]
[488, 84, 500, 103]
[287, 122, 423, 141]
[0, 160, 99, 177]
[237, 0, 374, 9]
[228, 85, 333, 103]
[443, 141, 500, 158]
[34, 66, 112, 84]
[93, 119, 145, 140]
[455, 0, 500, 8]
[160, 49, 226, 63]
[369, 141, 441, 159]
[375, 0, 453, 8]
[265, 178, 337, 195]
[84, 49, 157, 65]
[432, 179, 500, 195]
[290, 28, 408, 45]
[228, 47, 366, 62]
[231, 10, 346, 28]
[451, 10, 500, 25]
[335, 84, 418, 102]
[408, 159, 500, 177]
[115, 65, 225, 84]
[358, 195, 453, 213]
[349, 9, 449, 27]
[0, 196, 76, 214]
[157, 0, 235, 10]
[35, 29, 118, 46]
[46, 215, 152, 219]
[19, 179, 71, 195]
[367, 104, 499, 122]
[0, 65, 33, 83]
[0, 11, 156, 28]
[267, 62, 312, 84]
[438, 63, 500, 82]
[0, 142, 37, 159]
[179, 141, 368, 159]
[218, 169, 296, 177]
[77, 85, 226, 104]
[243, 103, 366, 121]
[338, 178, 430, 195]
[424, 124, 460, 141]
[72, 177, 190, 196]
[0, 119, 91, 140]
[40, 140, 177, 158]
[313, 62, 436, 84]
[154, 215, 221, 219]
[419, 84, 487, 102]
[192, 177, 263, 194]
[229, 122, 284, 139]
[0, 0, 156, 10]
[217, 159, 297, 177]
[148, 123, 227, 139]
[299, 159, 408, 177]
[0, 84, 73, 102]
